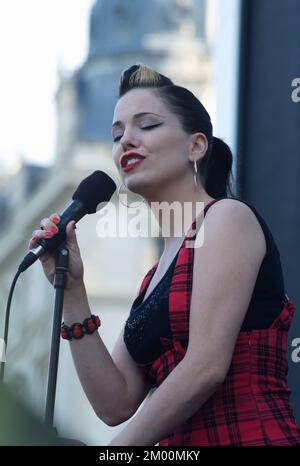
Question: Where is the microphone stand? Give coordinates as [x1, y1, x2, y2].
[44, 242, 69, 429]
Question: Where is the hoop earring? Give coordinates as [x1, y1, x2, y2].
[193, 160, 198, 188]
[117, 183, 146, 208]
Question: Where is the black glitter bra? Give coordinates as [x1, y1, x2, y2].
[123, 252, 179, 365]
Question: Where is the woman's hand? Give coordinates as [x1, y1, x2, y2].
[28, 214, 84, 290]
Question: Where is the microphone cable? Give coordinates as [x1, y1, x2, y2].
[0, 269, 22, 385]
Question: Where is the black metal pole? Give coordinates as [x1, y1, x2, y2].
[44, 243, 69, 428]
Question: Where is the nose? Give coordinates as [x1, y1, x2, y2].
[119, 127, 139, 151]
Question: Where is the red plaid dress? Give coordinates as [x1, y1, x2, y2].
[135, 205, 300, 446]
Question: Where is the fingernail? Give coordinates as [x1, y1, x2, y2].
[51, 226, 58, 234]
[45, 231, 53, 238]
[52, 216, 60, 224]
[32, 235, 37, 241]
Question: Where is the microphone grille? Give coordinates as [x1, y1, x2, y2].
[72, 171, 116, 214]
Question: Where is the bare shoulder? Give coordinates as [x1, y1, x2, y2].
[203, 198, 267, 258]
[206, 197, 261, 222]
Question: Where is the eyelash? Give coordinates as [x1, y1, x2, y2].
[113, 123, 162, 142]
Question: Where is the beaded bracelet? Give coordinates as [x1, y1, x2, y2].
[61, 315, 101, 340]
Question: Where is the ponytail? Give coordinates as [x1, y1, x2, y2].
[199, 136, 235, 198]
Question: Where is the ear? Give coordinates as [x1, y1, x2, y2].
[188, 132, 208, 163]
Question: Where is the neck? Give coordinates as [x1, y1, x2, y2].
[143, 180, 216, 254]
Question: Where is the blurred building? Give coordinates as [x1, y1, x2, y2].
[0, 0, 214, 445]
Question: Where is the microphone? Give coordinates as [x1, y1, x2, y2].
[18, 170, 116, 273]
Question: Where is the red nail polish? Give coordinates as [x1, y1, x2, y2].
[45, 231, 53, 238]
[51, 226, 58, 233]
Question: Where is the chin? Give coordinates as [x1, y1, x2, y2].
[125, 174, 152, 197]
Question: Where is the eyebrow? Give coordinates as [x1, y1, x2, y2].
[112, 112, 163, 128]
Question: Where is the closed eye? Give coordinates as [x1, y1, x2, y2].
[113, 123, 162, 142]
[141, 123, 163, 131]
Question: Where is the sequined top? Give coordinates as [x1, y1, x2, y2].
[123, 252, 177, 364]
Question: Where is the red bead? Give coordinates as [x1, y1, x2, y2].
[72, 324, 84, 339]
[61, 327, 69, 339]
[87, 320, 96, 332]
[95, 316, 101, 327]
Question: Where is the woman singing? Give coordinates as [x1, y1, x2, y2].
[29, 64, 300, 446]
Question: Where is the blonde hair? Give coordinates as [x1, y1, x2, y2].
[119, 63, 173, 96]
[128, 63, 162, 87]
